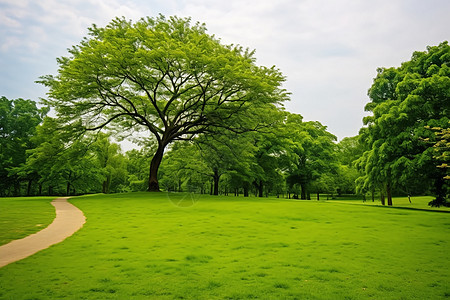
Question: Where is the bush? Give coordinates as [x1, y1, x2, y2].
[428, 198, 450, 207]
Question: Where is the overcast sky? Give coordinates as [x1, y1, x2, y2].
[1, 0, 449, 143]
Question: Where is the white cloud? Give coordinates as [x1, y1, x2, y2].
[0, 12, 21, 28]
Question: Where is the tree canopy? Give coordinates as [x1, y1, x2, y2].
[357, 41, 450, 206]
[0, 96, 48, 196]
[38, 15, 289, 191]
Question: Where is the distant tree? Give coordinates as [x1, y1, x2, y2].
[229, 107, 288, 198]
[24, 118, 102, 195]
[283, 113, 337, 200]
[125, 148, 152, 192]
[91, 133, 128, 193]
[38, 15, 288, 192]
[337, 136, 364, 166]
[159, 142, 205, 193]
[335, 136, 364, 195]
[250, 127, 286, 198]
[358, 41, 450, 206]
[161, 131, 255, 196]
[0, 96, 48, 196]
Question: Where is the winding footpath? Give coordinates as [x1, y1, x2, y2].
[0, 197, 86, 268]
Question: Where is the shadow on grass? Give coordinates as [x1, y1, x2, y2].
[371, 205, 450, 214]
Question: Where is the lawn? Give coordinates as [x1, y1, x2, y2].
[0, 196, 56, 246]
[0, 192, 449, 299]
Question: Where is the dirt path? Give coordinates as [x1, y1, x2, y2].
[0, 197, 86, 268]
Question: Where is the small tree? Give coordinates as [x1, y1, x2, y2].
[38, 15, 288, 191]
[424, 123, 450, 207]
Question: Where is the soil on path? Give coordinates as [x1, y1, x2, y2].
[0, 197, 86, 268]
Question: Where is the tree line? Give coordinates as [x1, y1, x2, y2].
[1, 15, 448, 206]
[0, 97, 358, 199]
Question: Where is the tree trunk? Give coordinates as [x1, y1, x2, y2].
[371, 189, 375, 202]
[13, 179, 20, 197]
[27, 179, 33, 196]
[39, 183, 42, 196]
[148, 143, 165, 192]
[213, 169, 220, 196]
[243, 185, 249, 197]
[380, 188, 385, 205]
[243, 182, 249, 197]
[300, 183, 307, 200]
[434, 173, 446, 204]
[105, 174, 111, 194]
[258, 180, 263, 198]
[386, 183, 393, 206]
[317, 191, 320, 201]
[66, 181, 71, 196]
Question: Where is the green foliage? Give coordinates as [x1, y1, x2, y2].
[358, 41, 450, 205]
[425, 123, 450, 178]
[0, 96, 48, 196]
[159, 132, 256, 195]
[91, 133, 128, 193]
[125, 148, 152, 186]
[0, 193, 448, 299]
[334, 136, 365, 195]
[283, 114, 338, 199]
[38, 15, 289, 191]
[158, 110, 338, 198]
[22, 118, 104, 195]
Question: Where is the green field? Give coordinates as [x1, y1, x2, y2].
[0, 196, 56, 246]
[0, 193, 449, 299]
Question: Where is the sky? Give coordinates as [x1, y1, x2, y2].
[1, 0, 449, 144]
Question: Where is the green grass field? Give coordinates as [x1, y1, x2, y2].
[0, 196, 56, 246]
[0, 193, 449, 299]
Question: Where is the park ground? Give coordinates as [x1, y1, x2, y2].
[0, 193, 449, 299]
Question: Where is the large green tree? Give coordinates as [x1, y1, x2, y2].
[38, 15, 288, 191]
[359, 41, 450, 206]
